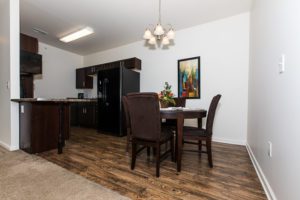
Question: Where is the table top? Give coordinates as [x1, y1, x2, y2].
[160, 107, 207, 119]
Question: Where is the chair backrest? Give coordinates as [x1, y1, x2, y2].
[126, 92, 161, 141]
[122, 96, 131, 132]
[206, 94, 221, 135]
[173, 97, 186, 107]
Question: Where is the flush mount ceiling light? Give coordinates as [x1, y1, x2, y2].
[60, 27, 94, 43]
[143, 0, 175, 47]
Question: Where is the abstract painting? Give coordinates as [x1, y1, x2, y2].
[178, 56, 200, 99]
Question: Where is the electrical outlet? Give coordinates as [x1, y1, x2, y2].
[21, 105, 24, 114]
[268, 141, 272, 158]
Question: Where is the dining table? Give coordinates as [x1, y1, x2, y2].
[160, 107, 207, 172]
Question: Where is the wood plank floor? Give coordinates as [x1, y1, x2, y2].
[39, 127, 266, 200]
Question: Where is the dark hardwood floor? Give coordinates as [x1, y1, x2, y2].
[39, 127, 266, 200]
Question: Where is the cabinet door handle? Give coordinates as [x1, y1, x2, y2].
[83, 81, 85, 87]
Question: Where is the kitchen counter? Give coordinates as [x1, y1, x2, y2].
[12, 98, 95, 154]
[11, 98, 97, 103]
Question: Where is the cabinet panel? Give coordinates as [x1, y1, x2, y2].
[20, 75, 33, 98]
[20, 33, 38, 53]
[76, 68, 93, 89]
[70, 102, 97, 128]
[20, 50, 42, 74]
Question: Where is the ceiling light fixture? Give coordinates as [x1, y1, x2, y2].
[60, 27, 94, 43]
[143, 0, 175, 47]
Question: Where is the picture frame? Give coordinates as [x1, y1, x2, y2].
[177, 56, 200, 99]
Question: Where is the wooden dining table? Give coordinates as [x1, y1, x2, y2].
[160, 108, 207, 172]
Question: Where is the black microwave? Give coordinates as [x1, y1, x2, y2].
[20, 50, 42, 74]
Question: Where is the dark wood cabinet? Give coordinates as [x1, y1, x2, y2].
[20, 50, 42, 74]
[76, 57, 141, 89]
[121, 58, 142, 70]
[76, 68, 93, 89]
[70, 102, 97, 128]
[20, 33, 38, 53]
[19, 102, 70, 154]
[20, 75, 33, 98]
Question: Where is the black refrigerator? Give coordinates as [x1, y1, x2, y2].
[97, 66, 140, 136]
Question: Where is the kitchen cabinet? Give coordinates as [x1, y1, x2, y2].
[19, 102, 69, 154]
[20, 75, 33, 98]
[20, 50, 42, 74]
[76, 68, 93, 89]
[86, 65, 100, 76]
[121, 57, 141, 70]
[70, 101, 97, 128]
[20, 33, 38, 53]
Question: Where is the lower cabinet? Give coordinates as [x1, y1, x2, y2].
[19, 102, 70, 154]
[70, 102, 97, 129]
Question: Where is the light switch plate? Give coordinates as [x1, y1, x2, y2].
[279, 54, 285, 74]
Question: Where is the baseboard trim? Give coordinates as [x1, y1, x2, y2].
[246, 143, 277, 200]
[0, 141, 18, 151]
[212, 137, 246, 146]
[0, 141, 11, 151]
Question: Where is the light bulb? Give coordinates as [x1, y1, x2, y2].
[143, 29, 152, 39]
[167, 29, 175, 39]
[154, 24, 164, 36]
[162, 36, 170, 45]
[148, 36, 156, 45]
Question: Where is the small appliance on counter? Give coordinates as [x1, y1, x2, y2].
[78, 93, 84, 99]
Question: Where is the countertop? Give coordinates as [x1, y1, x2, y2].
[11, 98, 97, 103]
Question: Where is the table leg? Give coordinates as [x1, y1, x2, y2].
[58, 104, 65, 154]
[177, 113, 184, 172]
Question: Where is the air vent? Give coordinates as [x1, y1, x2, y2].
[32, 27, 48, 35]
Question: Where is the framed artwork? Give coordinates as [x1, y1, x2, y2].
[178, 56, 200, 99]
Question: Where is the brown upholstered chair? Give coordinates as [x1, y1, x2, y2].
[126, 92, 174, 177]
[122, 96, 131, 152]
[183, 94, 221, 168]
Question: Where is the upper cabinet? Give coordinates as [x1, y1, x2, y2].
[76, 68, 93, 89]
[20, 33, 38, 53]
[76, 57, 141, 89]
[121, 58, 141, 70]
[20, 34, 42, 75]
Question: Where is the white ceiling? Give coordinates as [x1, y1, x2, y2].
[20, 0, 252, 55]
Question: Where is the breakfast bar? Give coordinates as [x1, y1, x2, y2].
[11, 98, 96, 154]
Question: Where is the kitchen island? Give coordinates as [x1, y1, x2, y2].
[11, 98, 97, 154]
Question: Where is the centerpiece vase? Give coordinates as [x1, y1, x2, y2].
[160, 101, 169, 108]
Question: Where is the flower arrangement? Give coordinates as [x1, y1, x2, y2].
[158, 82, 176, 107]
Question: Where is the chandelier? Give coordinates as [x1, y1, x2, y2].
[143, 0, 175, 46]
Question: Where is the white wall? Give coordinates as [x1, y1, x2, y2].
[34, 42, 83, 98]
[0, 0, 20, 150]
[84, 13, 250, 145]
[248, 1, 300, 200]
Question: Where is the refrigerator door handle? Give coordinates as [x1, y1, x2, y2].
[103, 78, 109, 105]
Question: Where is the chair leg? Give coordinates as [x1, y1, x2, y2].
[153, 147, 156, 156]
[156, 144, 160, 177]
[198, 140, 202, 157]
[126, 132, 130, 152]
[147, 147, 150, 157]
[131, 142, 137, 170]
[206, 139, 213, 168]
[170, 137, 175, 162]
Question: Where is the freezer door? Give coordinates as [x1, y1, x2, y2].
[98, 68, 121, 134]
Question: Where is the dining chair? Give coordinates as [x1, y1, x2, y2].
[126, 92, 174, 177]
[122, 96, 131, 152]
[183, 94, 221, 168]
